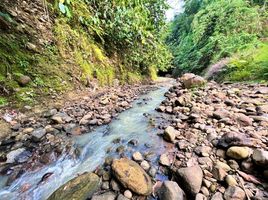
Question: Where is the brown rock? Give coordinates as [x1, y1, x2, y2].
[111, 158, 152, 195]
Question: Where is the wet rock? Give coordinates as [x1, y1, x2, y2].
[140, 160, 150, 171]
[163, 126, 178, 143]
[91, 192, 117, 200]
[123, 190, 132, 199]
[159, 153, 171, 166]
[157, 181, 186, 200]
[176, 165, 203, 196]
[132, 152, 143, 162]
[47, 173, 100, 200]
[226, 146, 250, 160]
[224, 186, 246, 200]
[117, 194, 129, 200]
[31, 128, 46, 142]
[111, 158, 152, 195]
[17, 75, 31, 87]
[6, 148, 26, 163]
[252, 149, 268, 167]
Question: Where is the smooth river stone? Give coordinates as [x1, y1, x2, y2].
[47, 173, 100, 200]
[112, 158, 152, 195]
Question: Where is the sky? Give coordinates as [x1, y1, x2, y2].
[166, 0, 185, 21]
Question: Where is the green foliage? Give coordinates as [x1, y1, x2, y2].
[167, 0, 266, 76]
[0, 97, 8, 106]
[225, 42, 268, 81]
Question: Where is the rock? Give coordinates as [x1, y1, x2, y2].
[224, 186, 246, 200]
[111, 158, 152, 195]
[195, 193, 207, 200]
[234, 113, 253, 126]
[226, 175, 237, 186]
[31, 128, 46, 142]
[212, 166, 227, 181]
[215, 161, 231, 172]
[6, 148, 26, 163]
[17, 75, 31, 87]
[211, 192, 224, 200]
[176, 165, 203, 196]
[91, 192, 117, 200]
[159, 153, 171, 166]
[124, 190, 132, 199]
[140, 160, 150, 171]
[213, 109, 230, 120]
[117, 194, 129, 200]
[47, 173, 100, 200]
[132, 152, 143, 162]
[102, 181, 110, 190]
[157, 181, 186, 200]
[200, 186, 209, 196]
[180, 73, 206, 89]
[110, 179, 121, 191]
[252, 149, 268, 167]
[226, 146, 250, 160]
[164, 126, 178, 143]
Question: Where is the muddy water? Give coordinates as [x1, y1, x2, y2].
[0, 83, 172, 200]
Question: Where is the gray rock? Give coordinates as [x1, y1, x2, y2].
[252, 149, 268, 167]
[6, 148, 26, 163]
[195, 193, 207, 200]
[157, 181, 186, 200]
[91, 192, 117, 200]
[31, 128, 46, 142]
[176, 165, 203, 196]
[117, 194, 128, 200]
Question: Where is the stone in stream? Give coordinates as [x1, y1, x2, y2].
[91, 192, 117, 200]
[163, 126, 178, 143]
[6, 148, 26, 163]
[111, 158, 152, 196]
[157, 181, 186, 200]
[226, 146, 250, 160]
[175, 165, 203, 196]
[132, 151, 143, 162]
[47, 173, 100, 200]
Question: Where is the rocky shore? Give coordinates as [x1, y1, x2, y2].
[52, 74, 268, 200]
[1, 75, 268, 200]
[0, 84, 154, 186]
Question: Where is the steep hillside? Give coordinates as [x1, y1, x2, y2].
[0, 0, 172, 107]
[166, 0, 268, 81]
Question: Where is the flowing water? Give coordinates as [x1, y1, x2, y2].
[0, 83, 172, 200]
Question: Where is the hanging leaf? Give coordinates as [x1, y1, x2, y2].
[65, 6, 72, 18]
[58, 3, 66, 14]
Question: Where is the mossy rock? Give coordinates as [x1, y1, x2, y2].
[47, 173, 100, 200]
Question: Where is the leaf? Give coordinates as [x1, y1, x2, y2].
[65, 6, 72, 18]
[58, 3, 66, 14]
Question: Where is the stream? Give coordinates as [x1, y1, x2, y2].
[0, 83, 172, 200]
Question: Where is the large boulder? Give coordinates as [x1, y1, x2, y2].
[111, 158, 152, 195]
[180, 73, 206, 89]
[47, 173, 100, 200]
[176, 165, 203, 196]
[157, 181, 186, 200]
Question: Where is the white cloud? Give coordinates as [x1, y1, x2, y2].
[166, 0, 185, 21]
